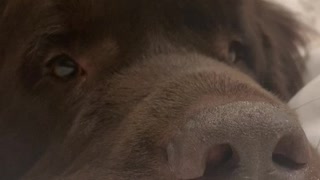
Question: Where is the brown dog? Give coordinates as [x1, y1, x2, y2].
[0, 0, 319, 179]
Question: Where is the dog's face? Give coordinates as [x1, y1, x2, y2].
[0, 0, 319, 179]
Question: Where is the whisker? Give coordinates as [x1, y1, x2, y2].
[292, 96, 320, 110]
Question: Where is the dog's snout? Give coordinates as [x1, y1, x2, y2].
[167, 102, 310, 179]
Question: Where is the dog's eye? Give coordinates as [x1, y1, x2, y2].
[228, 41, 247, 64]
[47, 55, 81, 79]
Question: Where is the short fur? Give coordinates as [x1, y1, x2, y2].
[0, 0, 319, 180]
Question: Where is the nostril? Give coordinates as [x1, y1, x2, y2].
[203, 144, 234, 177]
[206, 144, 233, 168]
[272, 135, 310, 170]
[272, 154, 306, 170]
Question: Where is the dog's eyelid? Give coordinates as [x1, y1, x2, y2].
[25, 32, 71, 60]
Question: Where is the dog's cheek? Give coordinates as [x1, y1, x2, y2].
[0, 101, 57, 179]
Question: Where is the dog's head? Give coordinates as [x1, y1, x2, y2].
[0, 0, 319, 179]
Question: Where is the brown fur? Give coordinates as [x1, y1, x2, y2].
[0, 0, 319, 179]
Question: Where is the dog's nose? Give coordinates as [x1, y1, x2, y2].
[167, 102, 310, 179]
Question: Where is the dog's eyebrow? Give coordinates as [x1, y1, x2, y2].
[24, 0, 98, 55]
[24, 1, 77, 57]
[25, 0, 95, 45]
[25, 23, 70, 59]
[24, 1, 111, 60]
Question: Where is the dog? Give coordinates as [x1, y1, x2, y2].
[0, 0, 319, 179]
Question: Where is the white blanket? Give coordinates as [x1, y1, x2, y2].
[290, 74, 320, 154]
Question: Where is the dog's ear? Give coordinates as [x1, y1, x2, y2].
[242, 1, 307, 101]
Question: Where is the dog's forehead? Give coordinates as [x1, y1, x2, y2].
[4, 0, 245, 32]
[0, 0, 253, 74]
[0, 0, 249, 61]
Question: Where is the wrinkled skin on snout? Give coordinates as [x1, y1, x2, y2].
[0, 0, 319, 180]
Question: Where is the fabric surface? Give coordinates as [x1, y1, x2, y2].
[289, 75, 320, 154]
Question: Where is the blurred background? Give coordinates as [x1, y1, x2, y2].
[273, 0, 320, 81]
[276, 0, 320, 31]
[274, 0, 320, 153]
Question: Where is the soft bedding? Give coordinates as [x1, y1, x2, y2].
[290, 74, 320, 154]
